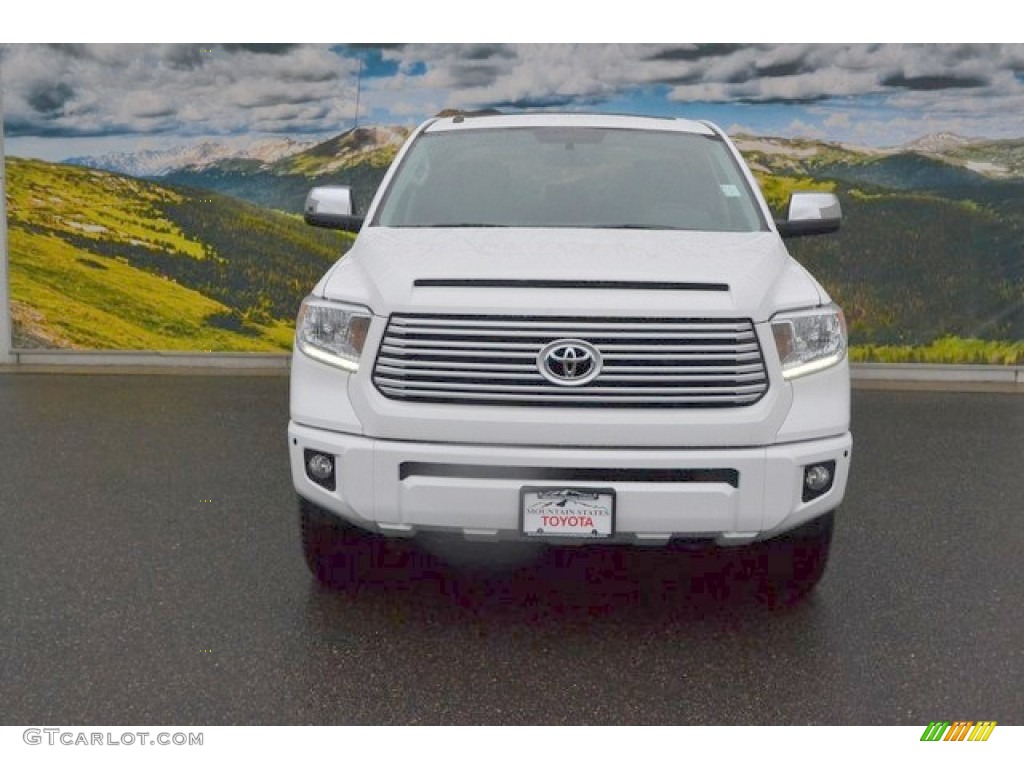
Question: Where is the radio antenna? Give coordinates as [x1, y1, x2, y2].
[353, 54, 363, 130]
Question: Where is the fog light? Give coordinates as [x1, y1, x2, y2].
[802, 461, 835, 502]
[304, 450, 336, 491]
[307, 453, 333, 479]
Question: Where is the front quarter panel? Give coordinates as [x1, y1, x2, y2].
[290, 346, 365, 435]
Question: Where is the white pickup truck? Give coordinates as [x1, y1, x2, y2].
[289, 112, 851, 604]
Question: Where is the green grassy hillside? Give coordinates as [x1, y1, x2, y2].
[23, 126, 1023, 363]
[784, 187, 1024, 349]
[745, 143, 1024, 362]
[6, 157, 351, 351]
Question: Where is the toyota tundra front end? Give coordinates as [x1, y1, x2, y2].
[289, 113, 851, 604]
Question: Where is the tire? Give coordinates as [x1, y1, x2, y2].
[299, 497, 374, 590]
[751, 510, 835, 607]
[300, 497, 420, 590]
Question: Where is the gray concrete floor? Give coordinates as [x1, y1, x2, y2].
[1, 375, 1021, 724]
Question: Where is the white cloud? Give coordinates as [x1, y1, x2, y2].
[4, 43, 1024, 151]
[823, 112, 852, 129]
[782, 119, 827, 141]
[1, 44, 359, 138]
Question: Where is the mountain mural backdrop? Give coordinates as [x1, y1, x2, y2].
[5, 125, 1021, 361]
[2, 44, 1023, 360]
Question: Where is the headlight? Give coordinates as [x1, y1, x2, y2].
[295, 298, 372, 372]
[771, 304, 847, 379]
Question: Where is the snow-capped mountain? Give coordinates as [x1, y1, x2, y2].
[902, 133, 973, 153]
[64, 137, 318, 177]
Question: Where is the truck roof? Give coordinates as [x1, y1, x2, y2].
[423, 112, 717, 136]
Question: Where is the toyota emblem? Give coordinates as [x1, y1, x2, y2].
[537, 339, 602, 386]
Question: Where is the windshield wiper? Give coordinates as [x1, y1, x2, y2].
[420, 223, 511, 228]
[588, 223, 685, 231]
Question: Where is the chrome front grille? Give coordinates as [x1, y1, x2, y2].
[372, 315, 769, 408]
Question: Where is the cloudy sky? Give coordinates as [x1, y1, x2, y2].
[3, 43, 1023, 161]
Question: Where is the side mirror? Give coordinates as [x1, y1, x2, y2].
[304, 186, 365, 233]
[776, 192, 842, 238]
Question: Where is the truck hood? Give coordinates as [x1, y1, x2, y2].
[318, 227, 825, 321]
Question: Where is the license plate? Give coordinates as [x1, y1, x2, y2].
[520, 487, 615, 538]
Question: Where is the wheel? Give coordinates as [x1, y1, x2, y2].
[300, 497, 359, 588]
[299, 497, 375, 590]
[751, 511, 835, 607]
[299, 497, 419, 590]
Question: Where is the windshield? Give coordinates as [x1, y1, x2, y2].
[374, 126, 767, 232]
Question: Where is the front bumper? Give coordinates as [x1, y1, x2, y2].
[288, 422, 852, 546]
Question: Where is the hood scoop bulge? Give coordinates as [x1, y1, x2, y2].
[413, 279, 730, 291]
